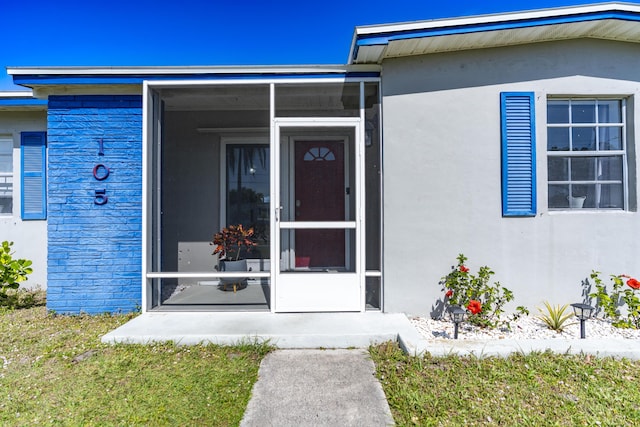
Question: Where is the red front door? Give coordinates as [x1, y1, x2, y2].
[294, 140, 345, 268]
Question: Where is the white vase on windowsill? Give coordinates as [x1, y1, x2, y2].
[568, 195, 586, 208]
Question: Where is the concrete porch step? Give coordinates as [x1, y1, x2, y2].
[101, 311, 423, 349]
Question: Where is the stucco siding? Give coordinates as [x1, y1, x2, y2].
[381, 39, 640, 315]
[0, 111, 47, 289]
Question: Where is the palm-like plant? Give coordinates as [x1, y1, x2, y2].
[537, 302, 575, 332]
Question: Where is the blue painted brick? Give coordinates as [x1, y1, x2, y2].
[47, 95, 143, 314]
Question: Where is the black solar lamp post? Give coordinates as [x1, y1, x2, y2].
[448, 305, 467, 339]
[570, 303, 595, 339]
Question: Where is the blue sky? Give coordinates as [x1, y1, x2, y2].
[3, 0, 640, 90]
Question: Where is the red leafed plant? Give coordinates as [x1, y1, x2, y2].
[211, 224, 257, 261]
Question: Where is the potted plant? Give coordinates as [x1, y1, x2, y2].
[211, 224, 257, 292]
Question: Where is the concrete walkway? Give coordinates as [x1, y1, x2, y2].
[240, 349, 395, 426]
[102, 311, 640, 425]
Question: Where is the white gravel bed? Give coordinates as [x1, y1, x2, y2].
[410, 315, 640, 340]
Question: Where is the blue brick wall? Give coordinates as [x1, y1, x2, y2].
[47, 95, 142, 313]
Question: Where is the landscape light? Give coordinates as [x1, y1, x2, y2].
[570, 303, 595, 339]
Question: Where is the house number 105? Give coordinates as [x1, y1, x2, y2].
[94, 139, 110, 205]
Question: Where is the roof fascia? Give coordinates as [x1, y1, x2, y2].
[0, 91, 47, 110]
[8, 65, 381, 90]
[12, 71, 381, 86]
[7, 64, 379, 76]
[350, 3, 640, 62]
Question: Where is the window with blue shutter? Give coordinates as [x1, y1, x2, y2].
[20, 132, 47, 220]
[501, 92, 536, 217]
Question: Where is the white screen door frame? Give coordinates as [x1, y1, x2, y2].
[271, 118, 364, 312]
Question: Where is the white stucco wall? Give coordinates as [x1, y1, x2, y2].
[0, 110, 47, 289]
[381, 38, 640, 316]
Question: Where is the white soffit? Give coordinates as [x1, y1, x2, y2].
[350, 3, 640, 63]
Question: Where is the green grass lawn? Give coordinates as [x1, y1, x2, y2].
[371, 342, 640, 426]
[0, 306, 270, 426]
[6, 302, 640, 426]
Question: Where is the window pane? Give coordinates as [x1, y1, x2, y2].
[226, 144, 270, 259]
[365, 108, 381, 271]
[567, 184, 596, 209]
[599, 127, 622, 150]
[546, 98, 627, 211]
[365, 83, 381, 271]
[280, 228, 355, 272]
[572, 100, 596, 123]
[0, 158, 10, 173]
[599, 184, 624, 209]
[0, 139, 11, 155]
[598, 156, 623, 181]
[366, 277, 381, 310]
[548, 157, 568, 181]
[0, 197, 11, 213]
[598, 100, 622, 123]
[547, 100, 569, 123]
[572, 127, 596, 151]
[548, 127, 569, 151]
[571, 157, 596, 181]
[548, 184, 569, 208]
[571, 184, 592, 208]
[0, 138, 12, 214]
[0, 139, 12, 173]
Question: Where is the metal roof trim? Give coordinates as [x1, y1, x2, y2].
[7, 64, 380, 76]
[0, 91, 47, 109]
[354, 2, 640, 36]
[8, 65, 381, 91]
[350, 3, 640, 63]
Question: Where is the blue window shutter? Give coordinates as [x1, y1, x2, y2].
[501, 92, 536, 217]
[21, 132, 47, 220]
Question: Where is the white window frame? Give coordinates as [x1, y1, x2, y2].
[0, 136, 13, 215]
[547, 97, 628, 211]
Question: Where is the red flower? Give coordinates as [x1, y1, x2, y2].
[459, 265, 469, 273]
[445, 289, 453, 298]
[627, 278, 640, 290]
[467, 300, 482, 315]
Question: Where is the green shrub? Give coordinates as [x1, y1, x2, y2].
[439, 254, 527, 328]
[0, 287, 46, 309]
[0, 241, 33, 307]
[537, 302, 574, 332]
[589, 271, 640, 329]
